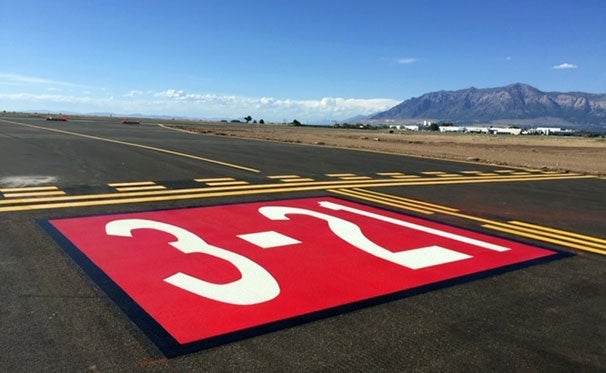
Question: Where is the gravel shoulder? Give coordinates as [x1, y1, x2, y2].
[172, 122, 606, 176]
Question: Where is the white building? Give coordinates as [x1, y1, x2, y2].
[439, 126, 465, 133]
[488, 127, 522, 135]
[534, 127, 575, 135]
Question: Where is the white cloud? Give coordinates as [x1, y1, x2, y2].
[154, 89, 185, 99]
[396, 58, 417, 64]
[0, 88, 399, 122]
[552, 63, 578, 70]
[124, 90, 143, 97]
[0, 73, 91, 89]
[0, 92, 113, 105]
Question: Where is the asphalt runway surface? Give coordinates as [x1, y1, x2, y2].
[1, 117, 604, 371]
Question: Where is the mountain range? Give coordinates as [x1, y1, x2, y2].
[370, 83, 606, 131]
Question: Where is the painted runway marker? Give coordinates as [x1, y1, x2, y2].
[42, 197, 559, 357]
[2, 190, 66, 198]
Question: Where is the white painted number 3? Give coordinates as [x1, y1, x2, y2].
[105, 202, 510, 305]
[105, 219, 280, 305]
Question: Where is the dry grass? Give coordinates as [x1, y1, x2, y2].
[167, 121, 605, 176]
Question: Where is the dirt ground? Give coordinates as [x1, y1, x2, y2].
[173, 122, 606, 176]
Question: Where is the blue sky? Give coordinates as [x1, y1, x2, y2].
[1, 0, 604, 123]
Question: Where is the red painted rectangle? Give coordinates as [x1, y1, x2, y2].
[46, 197, 558, 355]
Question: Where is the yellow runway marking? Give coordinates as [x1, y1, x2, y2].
[330, 189, 434, 214]
[336, 176, 373, 180]
[0, 184, 348, 212]
[376, 172, 405, 176]
[508, 221, 606, 246]
[267, 175, 301, 179]
[194, 177, 250, 186]
[1, 172, 602, 255]
[194, 177, 236, 183]
[108, 181, 156, 187]
[484, 222, 606, 251]
[0, 119, 261, 173]
[2, 191, 66, 198]
[115, 185, 167, 192]
[326, 173, 357, 177]
[0, 172, 594, 209]
[205, 181, 250, 186]
[391, 175, 421, 179]
[266, 175, 316, 182]
[0, 186, 59, 193]
[280, 178, 316, 182]
[483, 224, 606, 255]
[350, 188, 459, 212]
[329, 188, 604, 256]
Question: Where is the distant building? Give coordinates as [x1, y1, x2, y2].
[439, 126, 465, 133]
[488, 127, 522, 135]
[389, 124, 420, 131]
[464, 126, 490, 134]
[534, 127, 575, 135]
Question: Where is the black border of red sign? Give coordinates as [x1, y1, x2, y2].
[38, 197, 571, 358]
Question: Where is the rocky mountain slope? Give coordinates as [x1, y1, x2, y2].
[371, 83, 606, 130]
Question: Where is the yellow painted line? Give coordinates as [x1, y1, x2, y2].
[483, 224, 606, 256]
[348, 189, 436, 214]
[330, 187, 605, 256]
[326, 173, 357, 177]
[437, 174, 463, 177]
[205, 181, 250, 186]
[1, 175, 604, 255]
[267, 175, 317, 182]
[409, 174, 593, 186]
[376, 172, 404, 176]
[281, 178, 316, 182]
[0, 186, 59, 193]
[0, 172, 594, 208]
[2, 191, 66, 198]
[494, 170, 515, 173]
[352, 188, 459, 212]
[511, 172, 531, 175]
[329, 189, 434, 215]
[392, 175, 421, 179]
[115, 185, 167, 192]
[413, 207, 606, 255]
[108, 181, 156, 187]
[477, 173, 498, 176]
[508, 221, 606, 246]
[266, 175, 301, 179]
[422, 171, 446, 175]
[0, 184, 358, 213]
[338, 176, 373, 180]
[484, 222, 606, 250]
[194, 177, 235, 182]
[0, 119, 261, 173]
[461, 171, 483, 174]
